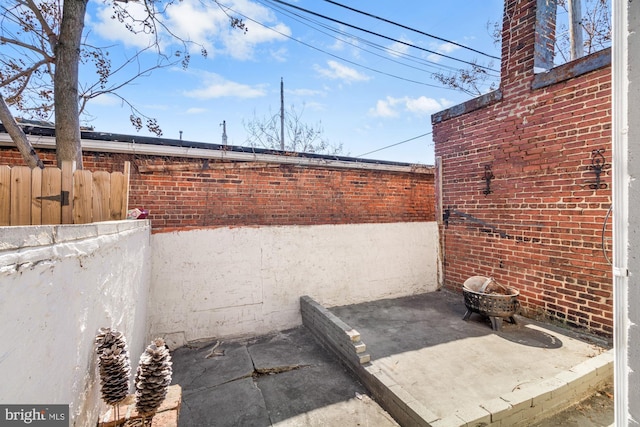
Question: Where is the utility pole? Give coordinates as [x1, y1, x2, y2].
[568, 0, 584, 60]
[221, 120, 228, 145]
[280, 77, 285, 151]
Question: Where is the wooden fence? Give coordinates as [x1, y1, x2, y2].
[0, 161, 130, 226]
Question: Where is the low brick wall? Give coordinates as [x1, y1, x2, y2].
[300, 296, 370, 366]
[0, 145, 436, 231]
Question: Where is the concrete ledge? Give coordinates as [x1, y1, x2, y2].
[431, 89, 503, 124]
[97, 384, 181, 426]
[0, 220, 149, 252]
[532, 47, 611, 89]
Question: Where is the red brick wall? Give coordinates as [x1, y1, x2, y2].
[433, 0, 612, 336]
[0, 148, 435, 231]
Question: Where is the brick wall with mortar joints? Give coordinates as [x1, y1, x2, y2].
[433, 0, 613, 337]
[0, 148, 435, 231]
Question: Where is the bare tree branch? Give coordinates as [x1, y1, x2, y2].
[0, 94, 43, 168]
[25, 0, 58, 49]
[0, 35, 52, 59]
[0, 58, 48, 88]
[244, 105, 343, 155]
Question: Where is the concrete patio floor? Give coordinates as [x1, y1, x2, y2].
[171, 290, 613, 426]
[171, 326, 398, 426]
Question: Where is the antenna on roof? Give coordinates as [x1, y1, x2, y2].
[179, 130, 183, 141]
[221, 120, 228, 145]
[280, 78, 285, 151]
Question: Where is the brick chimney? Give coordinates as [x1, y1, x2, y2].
[500, 0, 557, 95]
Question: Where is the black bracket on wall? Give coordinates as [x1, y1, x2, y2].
[483, 165, 494, 195]
[443, 207, 451, 228]
[589, 149, 606, 190]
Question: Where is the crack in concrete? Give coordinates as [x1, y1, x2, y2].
[253, 364, 311, 376]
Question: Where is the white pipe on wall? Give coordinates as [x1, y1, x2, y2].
[612, 0, 631, 424]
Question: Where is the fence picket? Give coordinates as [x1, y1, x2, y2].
[42, 167, 62, 225]
[10, 166, 31, 225]
[31, 167, 42, 225]
[0, 166, 10, 226]
[61, 161, 75, 224]
[110, 172, 125, 221]
[73, 170, 93, 224]
[92, 171, 110, 222]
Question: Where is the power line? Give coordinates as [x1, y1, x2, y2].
[322, 0, 501, 61]
[356, 132, 432, 158]
[219, 3, 460, 90]
[257, 0, 479, 76]
[268, 0, 500, 73]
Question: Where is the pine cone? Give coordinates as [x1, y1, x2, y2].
[135, 338, 173, 417]
[95, 328, 131, 406]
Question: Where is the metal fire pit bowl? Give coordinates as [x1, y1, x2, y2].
[462, 276, 519, 331]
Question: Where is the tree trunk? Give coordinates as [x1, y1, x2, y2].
[54, 0, 87, 169]
[0, 95, 44, 169]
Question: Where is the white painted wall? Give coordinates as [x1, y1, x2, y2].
[0, 221, 151, 427]
[148, 222, 439, 347]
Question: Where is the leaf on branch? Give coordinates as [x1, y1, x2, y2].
[433, 60, 496, 96]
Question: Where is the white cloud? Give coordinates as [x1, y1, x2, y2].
[314, 61, 370, 83]
[92, 3, 156, 49]
[270, 47, 288, 62]
[439, 98, 456, 109]
[386, 37, 412, 58]
[329, 37, 346, 51]
[427, 41, 462, 63]
[436, 42, 460, 54]
[185, 107, 208, 114]
[90, 0, 291, 60]
[87, 93, 121, 107]
[286, 88, 324, 97]
[184, 72, 266, 99]
[369, 96, 450, 118]
[370, 97, 402, 118]
[300, 101, 326, 111]
[405, 96, 442, 115]
[141, 103, 169, 111]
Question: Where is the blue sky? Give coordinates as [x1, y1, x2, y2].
[80, 0, 504, 165]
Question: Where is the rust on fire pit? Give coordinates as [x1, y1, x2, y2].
[462, 276, 519, 331]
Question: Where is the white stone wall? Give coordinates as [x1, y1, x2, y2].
[0, 221, 151, 427]
[148, 222, 439, 347]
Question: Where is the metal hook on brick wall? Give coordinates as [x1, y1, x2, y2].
[483, 164, 494, 195]
[589, 149, 607, 190]
[443, 207, 451, 228]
